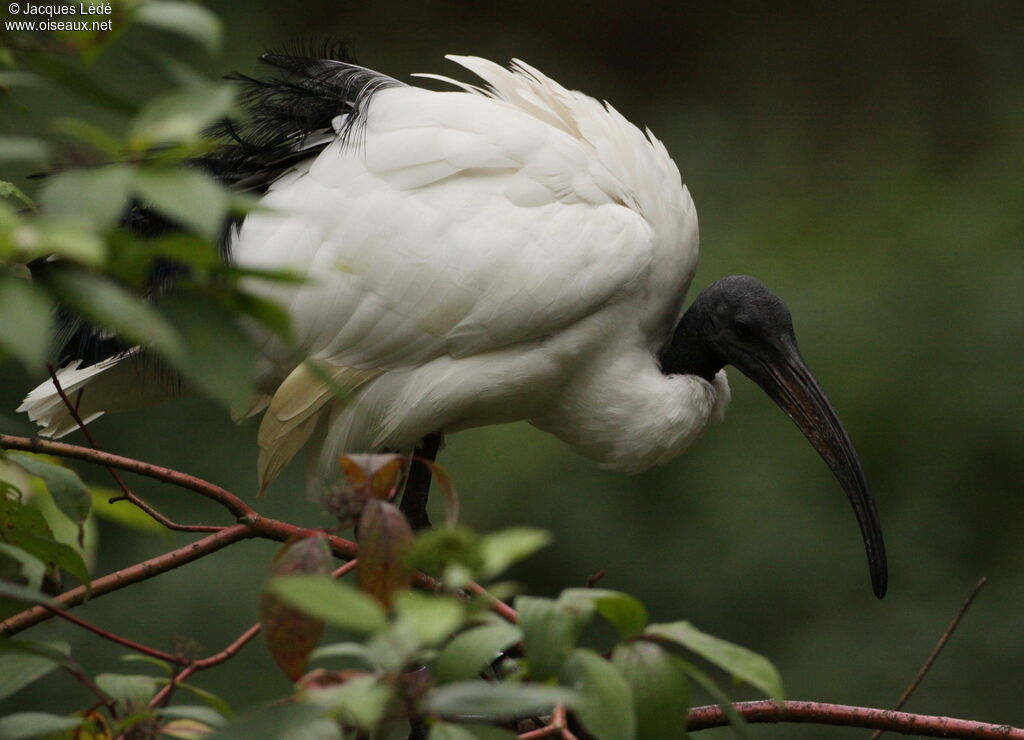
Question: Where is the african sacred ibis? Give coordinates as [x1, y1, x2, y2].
[19, 46, 887, 597]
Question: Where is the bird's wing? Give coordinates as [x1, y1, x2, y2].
[236, 85, 661, 485]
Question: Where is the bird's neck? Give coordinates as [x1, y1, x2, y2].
[531, 349, 731, 473]
[658, 304, 724, 383]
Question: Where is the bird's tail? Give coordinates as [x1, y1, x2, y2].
[18, 352, 179, 438]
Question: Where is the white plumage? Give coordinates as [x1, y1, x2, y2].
[23, 55, 727, 491]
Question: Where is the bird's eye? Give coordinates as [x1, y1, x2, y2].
[733, 319, 754, 339]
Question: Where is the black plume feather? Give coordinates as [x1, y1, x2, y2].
[59, 41, 402, 369]
[197, 40, 403, 193]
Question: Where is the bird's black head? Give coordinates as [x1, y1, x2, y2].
[660, 275, 888, 599]
[659, 275, 796, 382]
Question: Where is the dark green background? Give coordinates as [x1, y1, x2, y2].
[2, 1, 1022, 736]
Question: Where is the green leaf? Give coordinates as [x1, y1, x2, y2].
[394, 590, 466, 648]
[0, 639, 69, 701]
[404, 525, 482, 582]
[0, 495, 89, 587]
[560, 588, 648, 640]
[0, 712, 83, 739]
[0, 575, 47, 605]
[0, 71, 45, 89]
[363, 623, 420, 672]
[674, 658, 750, 737]
[428, 723, 517, 740]
[208, 704, 335, 740]
[478, 528, 551, 579]
[34, 222, 107, 266]
[612, 641, 689, 740]
[134, 168, 229, 241]
[516, 595, 592, 681]
[158, 706, 227, 728]
[157, 679, 233, 719]
[266, 575, 388, 634]
[45, 269, 183, 363]
[434, 622, 521, 684]
[225, 291, 292, 339]
[90, 487, 165, 533]
[120, 653, 173, 675]
[644, 621, 784, 701]
[38, 164, 134, 231]
[134, 2, 223, 52]
[0, 181, 35, 210]
[50, 118, 123, 158]
[95, 673, 158, 709]
[158, 293, 255, 411]
[422, 682, 578, 721]
[261, 535, 333, 681]
[131, 83, 234, 146]
[0, 543, 46, 592]
[309, 641, 373, 667]
[300, 675, 394, 731]
[562, 648, 635, 740]
[6, 454, 91, 530]
[0, 137, 49, 163]
[0, 276, 52, 372]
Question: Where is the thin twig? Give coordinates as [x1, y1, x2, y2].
[44, 367, 221, 533]
[147, 622, 264, 711]
[0, 524, 253, 635]
[332, 558, 359, 578]
[518, 704, 577, 739]
[62, 659, 114, 713]
[465, 580, 519, 623]
[869, 577, 988, 740]
[0, 433, 510, 634]
[686, 700, 1024, 738]
[42, 603, 188, 666]
[148, 555, 361, 711]
[0, 433, 254, 519]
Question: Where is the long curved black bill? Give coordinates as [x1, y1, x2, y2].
[745, 340, 888, 598]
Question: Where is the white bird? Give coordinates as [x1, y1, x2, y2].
[19, 46, 887, 597]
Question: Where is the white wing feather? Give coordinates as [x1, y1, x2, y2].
[236, 82, 663, 486]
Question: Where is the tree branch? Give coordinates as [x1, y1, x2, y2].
[0, 433, 510, 636]
[0, 433, 254, 520]
[686, 701, 1024, 738]
[41, 603, 188, 666]
[0, 524, 253, 636]
[870, 577, 988, 739]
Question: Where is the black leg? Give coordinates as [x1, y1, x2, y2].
[399, 433, 441, 531]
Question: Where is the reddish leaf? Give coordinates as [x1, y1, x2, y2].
[261, 534, 333, 681]
[325, 454, 409, 525]
[357, 499, 414, 609]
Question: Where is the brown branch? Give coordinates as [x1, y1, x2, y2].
[44, 368, 221, 534]
[465, 580, 519, 623]
[0, 524, 254, 636]
[147, 622, 263, 712]
[518, 704, 578, 740]
[149, 553, 362, 711]
[870, 577, 988, 740]
[0, 433, 516, 636]
[42, 603, 188, 666]
[686, 701, 1024, 738]
[0, 520, 362, 635]
[63, 657, 115, 713]
[0, 433, 254, 520]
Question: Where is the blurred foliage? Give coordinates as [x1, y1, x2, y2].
[0, 1, 1022, 738]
